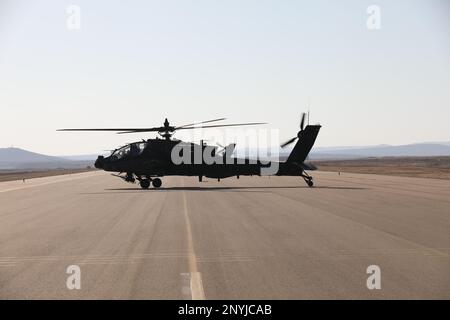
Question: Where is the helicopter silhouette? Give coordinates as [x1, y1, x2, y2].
[58, 114, 321, 189]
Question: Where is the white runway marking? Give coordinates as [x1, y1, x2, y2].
[190, 272, 205, 300]
[180, 272, 205, 300]
[181, 178, 206, 300]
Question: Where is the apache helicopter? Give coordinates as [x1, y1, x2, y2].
[58, 114, 321, 189]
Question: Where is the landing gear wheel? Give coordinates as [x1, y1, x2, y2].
[307, 179, 314, 188]
[152, 178, 162, 188]
[140, 179, 150, 189]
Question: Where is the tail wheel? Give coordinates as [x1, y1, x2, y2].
[140, 179, 150, 189]
[301, 172, 314, 188]
[152, 178, 162, 188]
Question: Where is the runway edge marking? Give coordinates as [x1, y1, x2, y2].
[0, 171, 104, 193]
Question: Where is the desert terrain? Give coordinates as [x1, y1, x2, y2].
[315, 156, 450, 180]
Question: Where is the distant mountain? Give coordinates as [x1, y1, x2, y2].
[0, 147, 62, 163]
[0, 148, 94, 170]
[313, 144, 391, 152]
[424, 141, 450, 147]
[309, 143, 450, 160]
[246, 143, 450, 161]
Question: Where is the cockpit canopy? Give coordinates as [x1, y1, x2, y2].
[110, 142, 147, 160]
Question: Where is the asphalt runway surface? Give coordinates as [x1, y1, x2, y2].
[0, 171, 449, 299]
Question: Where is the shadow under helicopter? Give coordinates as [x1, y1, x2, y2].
[80, 185, 366, 195]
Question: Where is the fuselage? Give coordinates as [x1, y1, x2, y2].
[94, 138, 308, 179]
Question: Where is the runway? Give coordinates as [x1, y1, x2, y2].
[0, 171, 449, 299]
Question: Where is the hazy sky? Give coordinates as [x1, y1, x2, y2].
[0, 0, 449, 155]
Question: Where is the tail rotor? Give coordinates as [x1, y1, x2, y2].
[280, 112, 307, 148]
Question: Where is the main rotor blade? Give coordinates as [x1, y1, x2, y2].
[116, 131, 154, 134]
[115, 128, 168, 134]
[58, 120, 265, 134]
[281, 137, 297, 148]
[175, 118, 227, 129]
[57, 127, 162, 132]
[177, 122, 266, 130]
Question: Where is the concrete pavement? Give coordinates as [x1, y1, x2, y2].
[0, 171, 449, 299]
